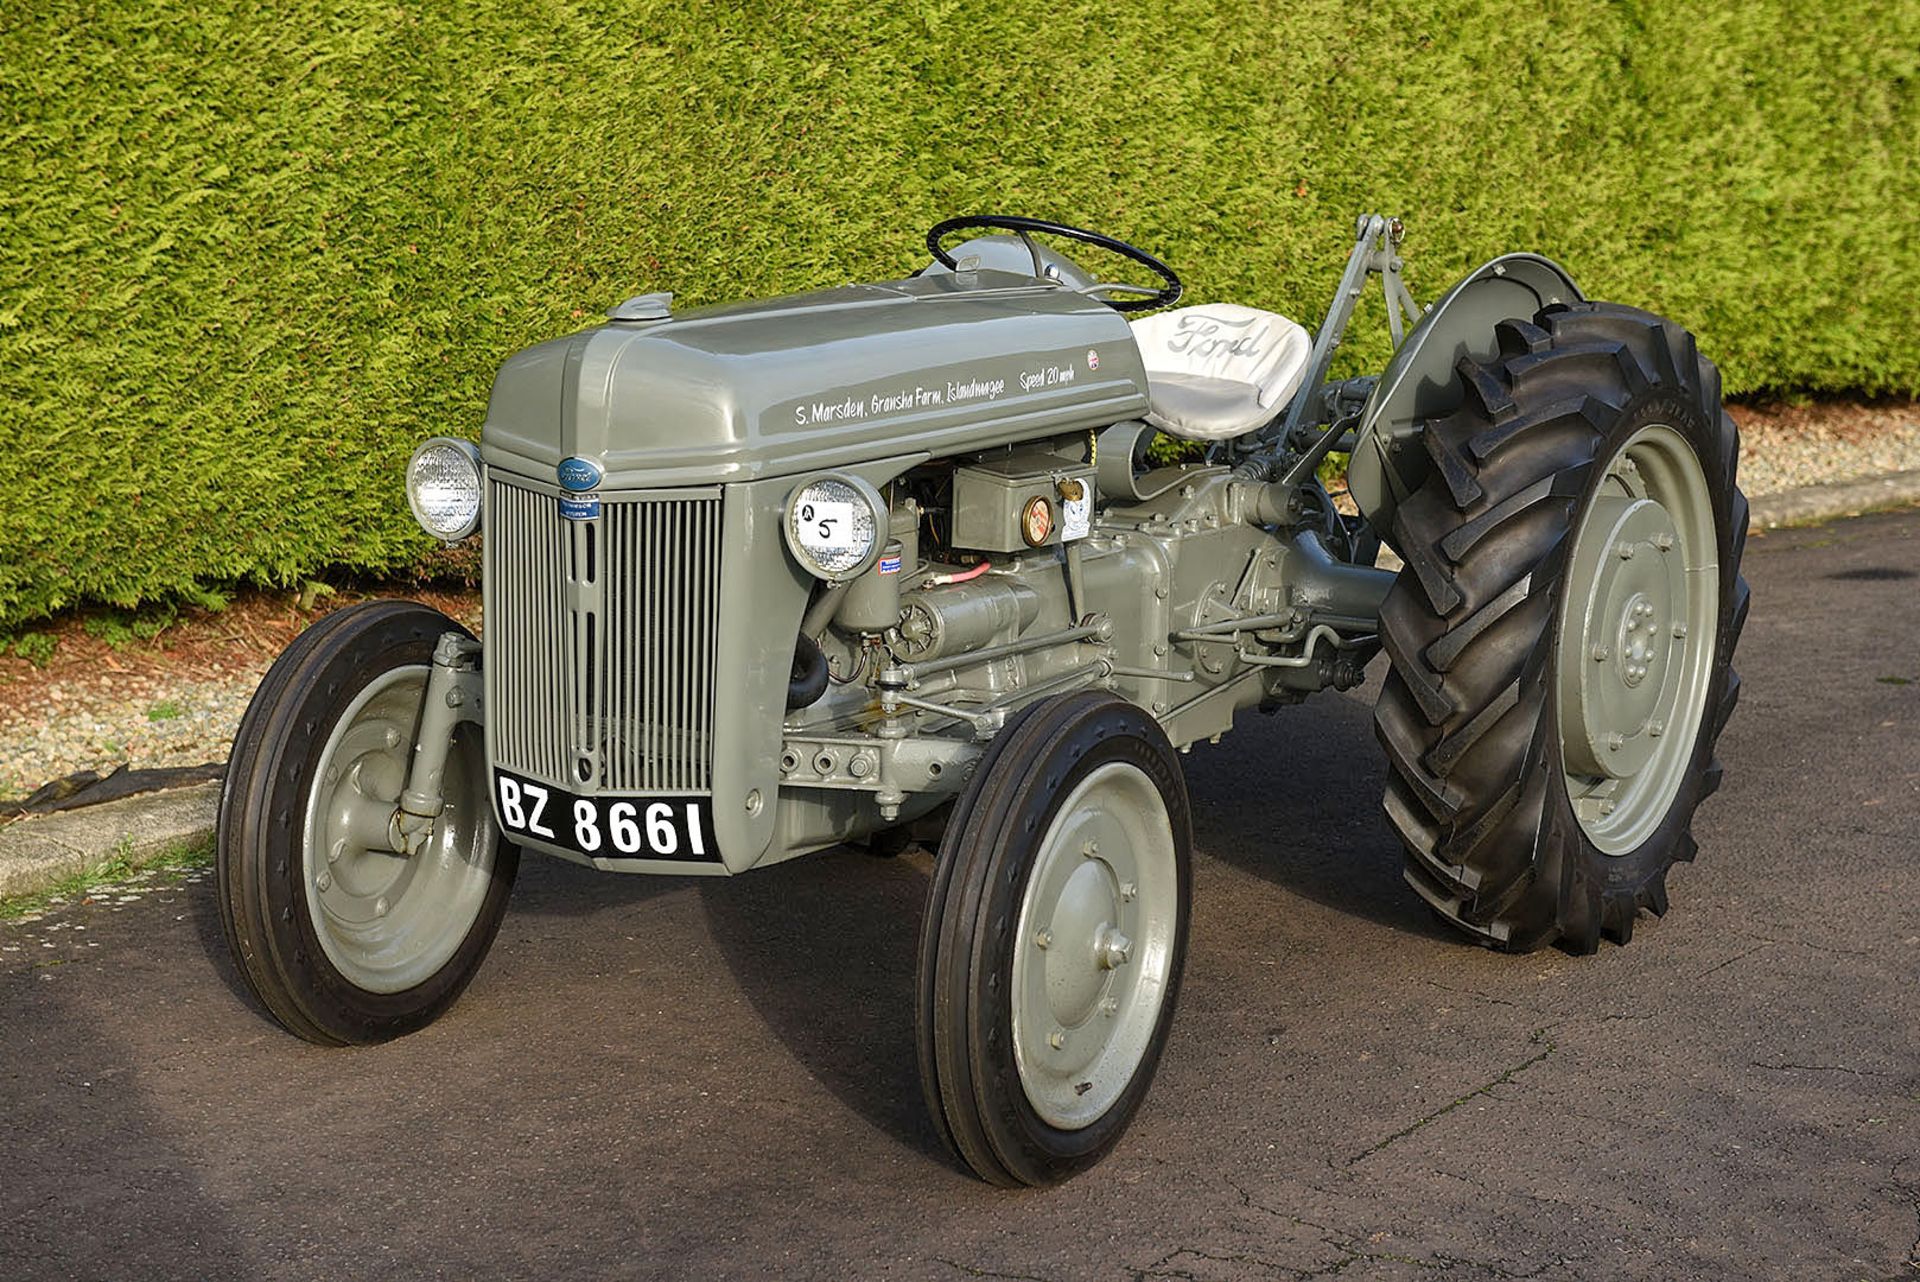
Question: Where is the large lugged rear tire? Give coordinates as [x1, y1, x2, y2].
[218, 600, 518, 1044]
[1374, 303, 1748, 953]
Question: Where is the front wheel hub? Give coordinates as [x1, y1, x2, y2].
[303, 666, 497, 993]
[1010, 762, 1178, 1130]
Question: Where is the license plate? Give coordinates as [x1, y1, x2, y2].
[492, 770, 717, 862]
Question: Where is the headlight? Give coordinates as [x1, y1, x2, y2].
[783, 472, 885, 582]
[407, 438, 483, 542]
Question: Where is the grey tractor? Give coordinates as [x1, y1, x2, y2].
[217, 214, 1747, 1187]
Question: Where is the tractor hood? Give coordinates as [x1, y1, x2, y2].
[480, 269, 1152, 489]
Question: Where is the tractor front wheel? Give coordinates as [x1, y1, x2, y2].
[217, 601, 518, 1044]
[916, 691, 1192, 1186]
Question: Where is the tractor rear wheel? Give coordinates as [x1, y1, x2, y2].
[1374, 302, 1748, 953]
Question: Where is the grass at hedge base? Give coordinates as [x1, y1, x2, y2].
[2, 0, 1916, 627]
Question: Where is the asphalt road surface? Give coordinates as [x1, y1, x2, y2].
[5, 508, 1917, 1282]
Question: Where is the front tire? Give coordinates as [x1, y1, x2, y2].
[1375, 303, 1748, 953]
[916, 692, 1193, 1186]
[218, 600, 518, 1044]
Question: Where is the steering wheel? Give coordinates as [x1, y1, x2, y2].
[926, 215, 1183, 313]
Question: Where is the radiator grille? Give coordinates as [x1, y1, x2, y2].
[485, 477, 723, 793]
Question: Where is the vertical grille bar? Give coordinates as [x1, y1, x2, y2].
[669, 501, 685, 790]
[644, 499, 661, 789]
[486, 476, 722, 794]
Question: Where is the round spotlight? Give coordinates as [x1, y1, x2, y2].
[406, 438, 483, 543]
[784, 473, 885, 583]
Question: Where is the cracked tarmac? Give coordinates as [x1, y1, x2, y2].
[3, 507, 1918, 1281]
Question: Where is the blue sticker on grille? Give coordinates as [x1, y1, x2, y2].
[559, 494, 602, 521]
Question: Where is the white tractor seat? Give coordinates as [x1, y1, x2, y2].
[1129, 304, 1312, 441]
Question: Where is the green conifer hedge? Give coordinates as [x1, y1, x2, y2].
[2, 0, 1914, 625]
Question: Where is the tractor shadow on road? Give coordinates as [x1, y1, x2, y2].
[187, 841, 691, 1034]
[1180, 681, 1457, 944]
[184, 680, 1455, 1158]
[685, 682, 1462, 1161]
[695, 847, 945, 1160]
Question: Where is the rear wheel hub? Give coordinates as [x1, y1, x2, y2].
[1556, 424, 1721, 855]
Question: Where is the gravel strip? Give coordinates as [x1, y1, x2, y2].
[1733, 405, 1920, 495]
[0, 671, 265, 801]
[1, 416, 1914, 804]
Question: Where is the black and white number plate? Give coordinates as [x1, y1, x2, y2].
[493, 770, 717, 862]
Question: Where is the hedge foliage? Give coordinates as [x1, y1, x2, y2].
[2, 0, 1916, 626]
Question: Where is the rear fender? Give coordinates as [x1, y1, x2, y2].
[1348, 254, 1584, 537]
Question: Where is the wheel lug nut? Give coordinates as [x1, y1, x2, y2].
[1081, 840, 1099, 859]
[1607, 732, 1624, 751]
[1100, 998, 1119, 1017]
[1592, 645, 1611, 662]
[1672, 623, 1688, 639]
[383, 728, 401, 749]
[1049, 1030, 1065, 1050]
[315, 871, 331, 892]
[1120, 881, 1137, 902]
[1649, 720, 1665, 737]
[1617, 543, 1635, 560]
[1599, 799, 1617, 815]
[1655, 534, 1674, 552]
[374, 896, 389, 917]
[325, 766, 339, 785]
[1035, 929, 1052, 950]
